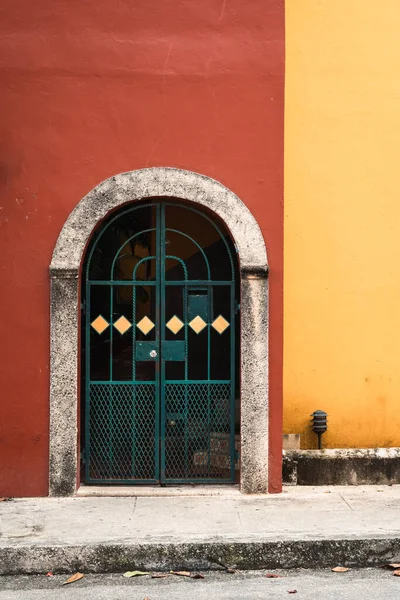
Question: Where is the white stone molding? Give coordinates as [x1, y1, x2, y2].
[49, 168, 269, 495]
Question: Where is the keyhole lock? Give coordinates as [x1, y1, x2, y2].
[150, 350, 157, 358]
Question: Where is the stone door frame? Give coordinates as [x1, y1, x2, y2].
[49, 168, 269, 495]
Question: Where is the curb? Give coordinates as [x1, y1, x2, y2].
[1, 538, 400, 575]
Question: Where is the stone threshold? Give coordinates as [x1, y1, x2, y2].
[76, 484, 241, 497]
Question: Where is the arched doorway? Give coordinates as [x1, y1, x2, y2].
[49, 168, 269, 495]
[82, 200, 239, 484]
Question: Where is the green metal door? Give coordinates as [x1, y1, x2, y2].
[84, 201, 238, 484]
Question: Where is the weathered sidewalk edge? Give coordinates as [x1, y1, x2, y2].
[1, 539, 400, 575]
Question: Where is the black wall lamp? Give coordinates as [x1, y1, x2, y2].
[311, 410, 328, 449]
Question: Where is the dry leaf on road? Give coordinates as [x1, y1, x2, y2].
[171, 571, 191, 577]
[190, 573, 205, 579]
[226, 568, 236, 574]
[123, 571, 148, 578]
[45, 572, 53, 577]
[393, 569, 400, 577]
[265, 573, 283, 578]
[288, 591, 297, 594]
[381, 563, 400, 570]
[62, 573, 84, 585]
[151, 573, 169, 579]
[331, 567, 349, 572]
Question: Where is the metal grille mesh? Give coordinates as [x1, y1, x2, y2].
[88, 382, 234, 482]
[88, 383, 156, 481]
[164, 383, 233, 480]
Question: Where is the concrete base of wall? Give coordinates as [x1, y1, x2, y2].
[283, 448, 400, 486]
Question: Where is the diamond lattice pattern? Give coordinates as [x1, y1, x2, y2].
[136, 316, 155, 335]
[114, 316, 132, 335]
[89, 383, 156, 480]
[91, 315, 109, 335]
[166, 315, 184, 334]
[189, 315, 207, 334]
[164, 383, 232, 480]
[212, 315, 230, 334]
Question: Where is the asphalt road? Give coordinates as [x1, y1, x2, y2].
[0, 569, 399, 599]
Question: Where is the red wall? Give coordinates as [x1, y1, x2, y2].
[0, 0, 284, 496]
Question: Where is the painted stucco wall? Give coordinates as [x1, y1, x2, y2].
[284, 1, 400, 448]
[0, 1, 284, 496]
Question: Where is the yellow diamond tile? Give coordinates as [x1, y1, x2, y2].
[114, 315, 132, 335]
[91, 315, 109, 335]
[166, 315, 184, 335]
[189, 315, 207, 334]
[136, 315, 155, 335]
[212, 315, 230, 334]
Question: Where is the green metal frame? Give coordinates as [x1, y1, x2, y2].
[84, 201, 238, 484]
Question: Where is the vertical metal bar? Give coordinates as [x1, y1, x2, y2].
[109, 286, 114, 380]
[132, 285, 136, 381]
[208, 289, 212, 381]
[159, 203, 166, 483]
[164, 254, 188, 480]
[207, 287, 213, 476]
[85, 282, 91, 482]
[184, 281, 188, 478]
[108, 285, 114, 477]
[131, 284, 137, 477]
[155, 204, 161, 482]
[184, 284, 188, 380]
[181, 257, 188, 479]
[230, 282, 236, 482]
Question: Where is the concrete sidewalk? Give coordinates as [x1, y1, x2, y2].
[1, 485, 400, 574]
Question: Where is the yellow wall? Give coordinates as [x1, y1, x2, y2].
[284, 1, 400, 448]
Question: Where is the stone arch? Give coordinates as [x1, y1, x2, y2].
[49, 168, 269, 495]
